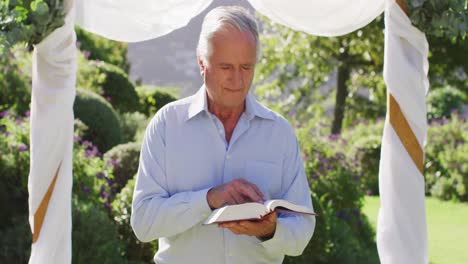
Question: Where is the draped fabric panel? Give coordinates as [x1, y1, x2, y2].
[75, 0, 213, 42]
[248, 0, 385, 36]
[75, 0, 385, 42]
[28, 6, 76, 264]
[377, 1, 429, 263]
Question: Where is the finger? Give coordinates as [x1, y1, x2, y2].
[250, 183, 265, 201]
[236, 182, 263, 203]
[227, 188, 246, 204]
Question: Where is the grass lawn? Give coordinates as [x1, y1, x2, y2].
[362, 196, 468, 264]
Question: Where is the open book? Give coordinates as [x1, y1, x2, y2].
[203, 199, 315, 225]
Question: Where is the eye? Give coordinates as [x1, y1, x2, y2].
[220, 64, 231, 70]
[242, 64, 253, 70]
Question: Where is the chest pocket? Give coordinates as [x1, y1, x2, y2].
[244, 160, 282, 200]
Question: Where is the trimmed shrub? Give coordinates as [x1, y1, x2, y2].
[104, 142, 141, 197]
[112, 178, 158, 262]
[74, 89, 122, 153]
[75, 26, 130, 73]
[341, 120, 385, 196]
[427, 86, 466, 121]
[136, 86, 177, 116]
[118, 111, 149, 143]
[72, 201, 127, 264]
[77, 60, 140, 113]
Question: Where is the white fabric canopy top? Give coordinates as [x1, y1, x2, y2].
[30, 1, 428, 264]
[76, 0, 385, 42]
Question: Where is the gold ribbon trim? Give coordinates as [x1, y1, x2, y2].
[32, 162, 61, 243]
[388, 94, 424, 174]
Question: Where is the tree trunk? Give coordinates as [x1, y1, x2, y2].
[331, 65, 350, 134]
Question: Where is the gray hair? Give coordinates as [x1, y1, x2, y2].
[197, 6, 260, 63]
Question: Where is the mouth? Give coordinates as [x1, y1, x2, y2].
[224, 87, 243, 93]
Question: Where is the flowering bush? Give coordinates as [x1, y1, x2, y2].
[0, 111, 121, 260]
[426, 113, 467, 201]
[287, 129, 378, 264]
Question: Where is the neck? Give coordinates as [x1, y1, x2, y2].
[207, 98, 245, 124]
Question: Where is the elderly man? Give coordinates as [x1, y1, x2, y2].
[131, 6, 315, 264]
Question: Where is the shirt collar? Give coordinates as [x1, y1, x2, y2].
[186, 85, 275, 122]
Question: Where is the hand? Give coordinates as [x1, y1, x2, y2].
[218, 211, 277, 240]
[207, 178, 265, 209]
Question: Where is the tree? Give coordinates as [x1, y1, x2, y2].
[256, 15, 385, 134]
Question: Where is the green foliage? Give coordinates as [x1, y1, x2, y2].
[425, 114, 467, 201]
[341, 120, 385, 195]
[0, 48, 31, 115]
[77, 60, 140, 113]
[0, 0, 66, 52]
[427, 85, 466, 121]
[136, 86, 178, 116]
[72, 200, 127, 264]
[287, 130, 378, 263]
[256, 15, 385, 132]
[75, 26, 130, 73]
[0, 112, 123, 261]
[73, 89, 122, 153]
[405, 0, 467, 40]
[104, 142, 141, 197]
[112, 178, 158, 262]
[118, 111, 149, 143]
[0, 215, 31, 262]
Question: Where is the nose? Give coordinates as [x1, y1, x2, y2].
[232, 69, 244, 89]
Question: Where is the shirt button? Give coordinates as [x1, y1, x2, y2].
[226, 155, 231, 160]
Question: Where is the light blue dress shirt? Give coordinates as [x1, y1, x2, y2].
[131, 86, 315, 264]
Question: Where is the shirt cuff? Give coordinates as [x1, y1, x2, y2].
[259, 218, 288, 255]
[188, 187, 213, 220]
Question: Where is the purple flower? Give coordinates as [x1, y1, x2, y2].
[4, 131, 10, 137]
[328, 134, 340, 141]
[105, 96, 112, 102]
[0, 111, 10, 118]
[85, 146, 101, 158]
[18, 144, 28, 152]
[100, 190, 108, 199]
[337, 210, 347, 220]
[105, 177, 114, 186]
[104, 201, 111, 209]
[107, 158, 120, 167]
[15, 118, 22, 125]
[366, 190, 373, 196]
[81, 184, 90, 194]
[96, 172, 105, 179]
[25, 111, 30, 117]
[82, 140, 93, 148]
[83, 50, 91, 59]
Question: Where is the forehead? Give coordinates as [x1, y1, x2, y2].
[208, 26, 257, 63]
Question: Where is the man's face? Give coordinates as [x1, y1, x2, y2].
[198, 26, 257, 110]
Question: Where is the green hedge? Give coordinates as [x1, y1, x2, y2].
[73, 89, 122, 153]
[75, 26, 130, 73]
[136, 86, 177, 116]
[104, 142, 141, 198]
[427, 86, 466, 121]
[77, 60, 140, 113]
[112, 178, 158, 262]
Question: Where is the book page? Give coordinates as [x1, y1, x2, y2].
[204, 203, 269, 225]
[264, 200, 315, 215]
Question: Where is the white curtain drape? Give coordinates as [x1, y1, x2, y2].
[378, 1, 429, 263]
[29, 6, 76, 263]
[29, 1, 428, 263]
[75, 0, 385, 42]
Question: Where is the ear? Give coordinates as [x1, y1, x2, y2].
[197, 56, 206, 77]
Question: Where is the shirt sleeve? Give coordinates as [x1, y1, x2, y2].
[260, 124, 316, 256]
[130, 110, 213, 242]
